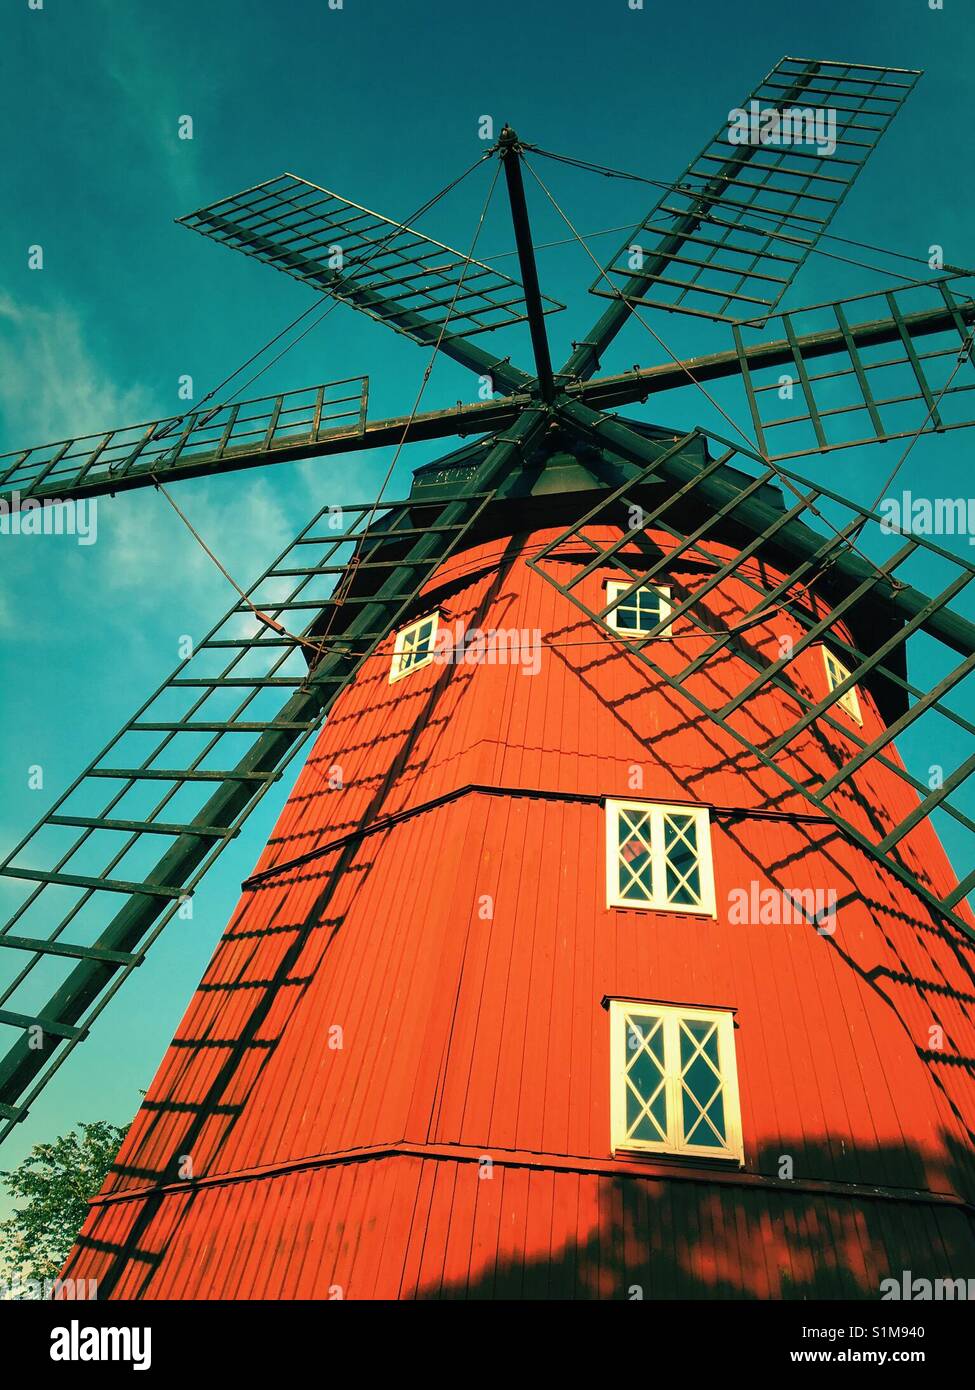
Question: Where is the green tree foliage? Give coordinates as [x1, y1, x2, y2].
[0, 1120, 127, 1288]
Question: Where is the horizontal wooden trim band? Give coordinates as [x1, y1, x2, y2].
[243, 782, 831, 889]
[92, 1137, 975, 1219]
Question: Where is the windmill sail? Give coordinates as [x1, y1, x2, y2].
[178, 173, 564, 352]
[730, 276, 975, 459]
[566, 276, 975, 468]
[528, 415, 975, 936]
[0, 473, 513, 1140]
[589, 57, 920, 324]
[0, 378, 368, 505]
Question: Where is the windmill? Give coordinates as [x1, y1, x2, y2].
[4, 56, 975, 1298]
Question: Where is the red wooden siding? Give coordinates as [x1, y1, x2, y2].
[61, 1155, 975, 1301]
[61, 523, 975, 1298]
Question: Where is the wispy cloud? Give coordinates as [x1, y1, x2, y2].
[92, 0, 204, 210]
[100, 478, 297, 606]
[0, 285, 305, 670]
[0, 293, 154, 448]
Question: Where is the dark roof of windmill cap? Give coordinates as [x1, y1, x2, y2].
[409, 416, 789, 511]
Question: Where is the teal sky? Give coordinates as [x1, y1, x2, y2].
[1, 0, 973, 1206]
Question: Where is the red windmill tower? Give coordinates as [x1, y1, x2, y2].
[3, 57, 975, 1299]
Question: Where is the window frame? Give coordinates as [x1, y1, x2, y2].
[605, 798, 716, 916]
[389, 610, 440, 684]
[604, 578, 673, 638]
[609, 999, 744, 1163]
[821, 645, 863, 725]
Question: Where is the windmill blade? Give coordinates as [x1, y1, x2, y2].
[177, 173, 562, 390]
[0, 492, 485, 1138]
[0, 377, 369, 505]
[568, 277, 975, 446]
[562, 397, 975, 660]
[540, 403, 975, 937]
[0, 379, 524, 507]
[730, 275, 975, 460]
[0, 405, 550, 1143]
[588, 56, 920, 326]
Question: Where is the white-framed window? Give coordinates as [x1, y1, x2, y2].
[389, 611, 439, 683]
[822, 646, 862, 725]
[604, 579, 672, 637]
[606, 799, 716, 914]
[609, 999, 743, 1162]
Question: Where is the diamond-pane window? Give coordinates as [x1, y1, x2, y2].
[605, 580, 672, 637]
[624, 1014, 668, 1143]
[610, 1000, 743, 1161]
[679, 1018, 727, 1148]
[390, 612, 439, 683]
[822, 646, 862, 725]
[607, 800, 715, 914]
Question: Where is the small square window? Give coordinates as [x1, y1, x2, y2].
[604, 580, 672, 637]
[822, 646, 862, 725]
[390, 612, 439, 683]
[609, 1000, 743, 1162]
[606, 799, 715, 914]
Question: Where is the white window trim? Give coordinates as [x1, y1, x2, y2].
[389, 611, 440, 684]
[821, 646, 862, 725]
[605, 799, 716, 916]
[604, 579, 673, 637]
[609, 999, 744, 1163]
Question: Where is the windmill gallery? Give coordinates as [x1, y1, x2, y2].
[1, 57, 974, 1300]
